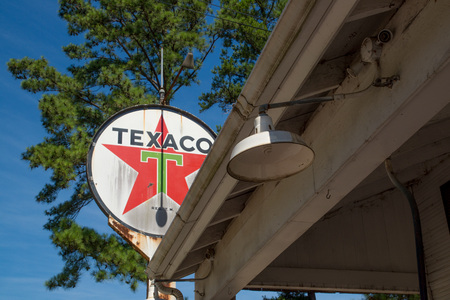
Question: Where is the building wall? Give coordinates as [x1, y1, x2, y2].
[414, 154, 450, 299]
[251, 186, 419, 293]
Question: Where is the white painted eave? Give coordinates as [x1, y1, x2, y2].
[144, 0, 450, 297]
[146, 0, 354, 279]
[195, 0, 450, 297]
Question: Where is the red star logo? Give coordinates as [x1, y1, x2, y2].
[103, 116, 207, 215]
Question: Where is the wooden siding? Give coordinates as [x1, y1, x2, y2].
[414, 155, 450, 299]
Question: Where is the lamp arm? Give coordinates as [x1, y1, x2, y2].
[259, 96, 334, 113]
[258, 75, 399, 114]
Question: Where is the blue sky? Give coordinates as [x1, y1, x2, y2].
[0, 1, 363, 299]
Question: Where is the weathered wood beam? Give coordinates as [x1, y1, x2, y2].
[208, 193, 249, 226]
[294, 56, 350, 99]
[190, 221, 230, 252]
[347, 0, 403, 23]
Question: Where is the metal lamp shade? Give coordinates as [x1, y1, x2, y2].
[182, 53, 195, 69]
[227, 130, 315, 182]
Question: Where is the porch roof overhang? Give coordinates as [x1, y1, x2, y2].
[147, 0, 450, 298]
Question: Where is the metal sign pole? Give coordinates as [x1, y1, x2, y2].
[108, 217, 175, 300]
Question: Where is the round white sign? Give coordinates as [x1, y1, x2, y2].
[87, 105, 216, 237]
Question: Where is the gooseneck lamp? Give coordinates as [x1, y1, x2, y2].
[226, 75, 400, 183]
[227, 112, 315, 182]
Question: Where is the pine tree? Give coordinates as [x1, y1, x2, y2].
[199, 0, 287, 112]
[8, 0, 286, 292]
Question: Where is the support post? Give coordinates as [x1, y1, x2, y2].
[108, 216, 175, 299]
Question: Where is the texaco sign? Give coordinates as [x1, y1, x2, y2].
[87, 105, 216, 237]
